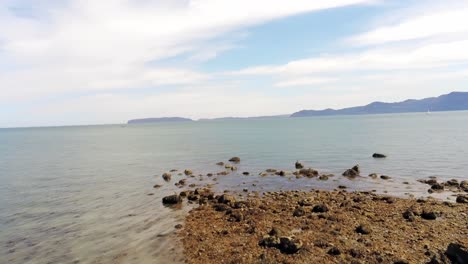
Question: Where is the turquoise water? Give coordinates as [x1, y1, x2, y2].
[1, 111, 468, 263]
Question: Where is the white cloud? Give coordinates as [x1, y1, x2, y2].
[350, 2, 468, 45]
[0, 0, 370, 103]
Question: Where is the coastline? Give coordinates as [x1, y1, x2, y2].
[157, 161, 468, 263]
[179, 189, 467, 263]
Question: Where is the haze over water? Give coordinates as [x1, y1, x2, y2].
[1, 111, 468, 264]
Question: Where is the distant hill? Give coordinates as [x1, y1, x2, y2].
[291, 92, 468, 117]
[198, 115, 289, 121]
[127, 117, 193, 124]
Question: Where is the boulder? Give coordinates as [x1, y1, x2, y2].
[343, 165, 360, 178]
[299, 168, 319, 177]
[293, 207, 305, 217]
[456, 195, 468, 203]
[380, 175, 391, 180]
[295, 161, 304, 169]
[372, 153, 387, 158]
[421, 210, 438, 220]
[445, 243, 468, 263]
[431, 183, 444, 191]
[460, 180, 468, 192]
[229, 157, 240, 163]
[312, 204, 329, 213]
[278, 237, 303, 254]
[355, 224, 371, 234]
[162, 173, 171, 181]
[218, 194, 236, 205]
[162, 194, 182, 204]
[184, 169, 193, 176]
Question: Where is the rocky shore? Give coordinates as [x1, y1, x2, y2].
[155, 158, 467, 263]
[180, 190, 467, 264]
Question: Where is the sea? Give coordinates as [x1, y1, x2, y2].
[1, 111, 467, 264]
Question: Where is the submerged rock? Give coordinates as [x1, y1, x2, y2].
[162, 194, 182, 204]
[162, 173, 172, 181]
[295, 161, 304, 169]
[299, 168, 319, 177]
[343, 165, 360, 178]
[372, 153, 387, 158]
[229, 157, 240, 163]
[216, 162, 224, 166]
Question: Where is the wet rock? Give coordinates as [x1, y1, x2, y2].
[184, 169, 193, 176]
[343, 165, 360, 178]
[170, 169, 178, 172]
[229, 157, 240, 163]
[338, 185, 347, 189]
[319, 175, 329, 180]
[225, 164, 232, 169]
[369, 173, 378, 179]
[179, 191, 188, 197]
[206, 173, 213, 177]
[445, 243, 468, 263]
[153, 184, 162, 188]
[278, 237, 303, 254]
[217, 171, 229, 176]
[242, 172, 250, 175]
[175, 224, 183, 229]
[228, 211, 244, 222]
[312, 204, 329, 213]
[421, 210, 438, 220]
[218, 194, 236, 205]
[178, 179, 187, 186]
[328, 247, 341, 256]
[162, 173, 172, 181]
[276, 170, 286, 176]
[162, 194, 182, 204]
[266, 169, 277, 173]
[299, 168, 319, 177]
[298, 198, 314, 206]
[372, 153, 387, 158]
[231, 166, 237, 171]
[216, 162, 224, 166]
[445, 179, 459, 187]
[380, 175, 391, 180]
[188, 183, 196, 188]
[403, 209, 416, 222]
[259, 234, 302, 254]
[460, 180, 468, 192]
[187, 194, 199, 201]
[293, 207, 305, 217]
[295, 161, 304, 169]
[213, 203, 230, 212]
[431, 183, 444, 191]
[356, 224, 371, 234]
[456, 195, 468, 203]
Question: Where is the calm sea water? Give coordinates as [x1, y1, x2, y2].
[1, 111, 468, 264]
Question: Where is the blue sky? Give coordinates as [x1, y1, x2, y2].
[1, 0, 468, 127]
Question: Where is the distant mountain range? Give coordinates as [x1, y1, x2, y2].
[291, 91, 468, 117]
[127, 92, 468, 124]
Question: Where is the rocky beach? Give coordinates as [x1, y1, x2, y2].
[158, 158, 468, 264]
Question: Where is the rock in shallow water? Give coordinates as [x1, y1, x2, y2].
[295, 161, 304, 169]
[162, 194, 182, 204]
[372, 153, 387, 158]
[162, 173, 171, 181]
[229, 157, 240, 163]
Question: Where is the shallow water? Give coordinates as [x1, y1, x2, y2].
[1, 111, 468, 263]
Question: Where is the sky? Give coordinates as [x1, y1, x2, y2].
[1, 0, 468, 127]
